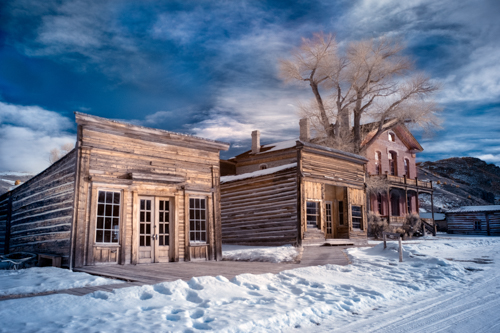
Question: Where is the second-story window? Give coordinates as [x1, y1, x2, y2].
[389, 151, 397, 176]
[388, 133, 395, 142]
[375, 152, 382, 175]
[404, 159, 410, 178]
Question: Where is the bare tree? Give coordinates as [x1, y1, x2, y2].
[48, 142, 75, 164]
[280, 33, 441, 154]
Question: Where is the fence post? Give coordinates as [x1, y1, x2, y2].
[399, 236, 403, 262]
[383, 232, 387, 249]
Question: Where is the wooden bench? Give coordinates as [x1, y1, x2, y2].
[37, 254, 62, 268]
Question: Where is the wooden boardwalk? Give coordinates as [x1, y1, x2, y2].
[0, 246, 354, 301]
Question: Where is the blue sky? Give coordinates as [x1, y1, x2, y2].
[0, 0, 499, 172]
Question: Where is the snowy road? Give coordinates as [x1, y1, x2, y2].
[302, 237, 500, 333]
[1, 236, 499, 332]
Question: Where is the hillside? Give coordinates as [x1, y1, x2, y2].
[417, 157, 500, 213]
[0, 172, 35, 196]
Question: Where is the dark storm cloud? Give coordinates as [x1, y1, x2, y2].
[0, 0, 499, 171]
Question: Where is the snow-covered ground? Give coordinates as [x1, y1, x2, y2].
[0, 236, 499, 332]
[0, 267, 121, 296]
[222, 244, 300, 263]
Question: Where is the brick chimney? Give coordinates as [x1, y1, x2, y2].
[299, 118, 310, 141]
[251, 130, 260, 154]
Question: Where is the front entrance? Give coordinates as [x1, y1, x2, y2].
[138, 197, 172, 263]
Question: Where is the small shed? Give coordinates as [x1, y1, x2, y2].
[0, 112, 229, 267]
[446, 206, 500, 236]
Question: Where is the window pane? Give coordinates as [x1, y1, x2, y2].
[159, 236, 163, 246]
[98, 191, 105, 203]
[201, 231, 206, 242]
[97, 204, 104, 216]
[159, 212, 163, 222]
[146, 200, 151, 211]
[165, 201, 169, 210]
[113, 192, 120, 204]
[200, 210, 205, 220]
[146, 212, 151, 222]
[140, 223, 144, 234]
[146, 223, 151, 235]
[96, 230, 103, 242]
[195, 210, 200, 220]
[146, 237, 150, 247]
[104, 231, 111, 242]
[105, 217, 111, 229]
[106, 192, 113, 203]
[190, 210, 195, 220]
[105, 204, 112, 216]
[190, 232, 195, 241]
[200, 199, 205, 209]
[113, 205, 120, 217]
[97, 217, 103, 229]
[165, 222, 169, 234]
[159, 201, 164, 211]
[165, 212, 169, 222]
[113, 218, 119, 228]
[140, 236, 144, 246]
[140, 200, 145, 211]
[140, 212, 145, 222]
[165, 235, 169, 246]
[112, 227, 119, 242]
[190, 220, 195, 231]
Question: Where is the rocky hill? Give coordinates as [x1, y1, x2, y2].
[417, 157, 500, 213]
[0, 172, 35, 196]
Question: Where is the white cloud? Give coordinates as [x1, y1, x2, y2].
[474, 154, 500, 164]
[0, 102, 75, 173]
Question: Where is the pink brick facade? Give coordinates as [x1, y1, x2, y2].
[364, 128, 423, 218]
[365, 130, 417, 179]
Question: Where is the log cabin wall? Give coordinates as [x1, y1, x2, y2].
[0, 193, 11, 255]
[234, 149, 297, 175]
[220, 166, 298, 245]
[447, 211, 500, 236]
[73, 112, 228, 267]
[5, 151, 77, 265]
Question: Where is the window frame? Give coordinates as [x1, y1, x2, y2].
[474, 221, 482, 231]
[388, 132, 396, 142]
[325, 201, 333, 234]
[375, 151, 382, 175]
[189, 197, 208, 244]
[95, 189, 122, 244]
[389, 151, 397, 176]
[351, 205, 363, 229]
[306, 201, 320, 228]
[404, 158, 410, 178]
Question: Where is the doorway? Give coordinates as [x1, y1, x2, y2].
[138, 197, 172, 264]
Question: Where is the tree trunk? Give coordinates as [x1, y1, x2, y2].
[310, 81, 334, 137]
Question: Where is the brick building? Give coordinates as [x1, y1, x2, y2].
[363, 124, 434, 227]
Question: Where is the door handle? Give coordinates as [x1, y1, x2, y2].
[156, 234, 158, 240]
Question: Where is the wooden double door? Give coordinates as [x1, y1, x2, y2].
[138, 197, 173, 263]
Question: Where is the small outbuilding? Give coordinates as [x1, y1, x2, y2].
[0, 112, 229, 268]
[446, 206, 500, 236]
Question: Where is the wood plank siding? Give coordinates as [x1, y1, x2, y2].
[220, 167, 298, 245]
[4, 150, 77, 264]
[447, 211, 500, 236]
[73, 112, 229, 267]
[0, 194, 11, 255]
[298, 142, 368, 240]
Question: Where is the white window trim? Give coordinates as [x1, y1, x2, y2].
[94, 188, 123, 245]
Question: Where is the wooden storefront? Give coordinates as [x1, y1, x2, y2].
[220, 140, 368, 245]
[0, 113, 229, 267]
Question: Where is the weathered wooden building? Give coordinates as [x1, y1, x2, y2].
[446, 206, 500, 235]
[0, 113, 229, 268]
[220, 120, 368, 245]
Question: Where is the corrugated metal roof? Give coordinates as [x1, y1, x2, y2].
[446, 205, 500, 213]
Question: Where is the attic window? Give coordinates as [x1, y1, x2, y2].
[388, 133, 395, 142]
[259, 164, 268, 170]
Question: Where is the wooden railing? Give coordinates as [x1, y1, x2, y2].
[370, 174, 433, 189]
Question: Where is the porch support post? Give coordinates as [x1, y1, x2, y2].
[387, 188, 391, 224]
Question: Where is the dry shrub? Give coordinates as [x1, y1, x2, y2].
[403, 213, 422, 237]
[436, 180, 441, 184]
[368, 212, 389, 239]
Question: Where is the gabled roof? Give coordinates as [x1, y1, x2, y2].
[361, 121, 423, 152]
[231, 139, 297, 159]
[447, 205, 500, 213]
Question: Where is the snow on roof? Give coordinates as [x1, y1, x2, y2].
[446, 205, 500, 213]
[420, 213, 446, 220]
[220, 163, 297, 184]
[258, 139, 297, 154]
